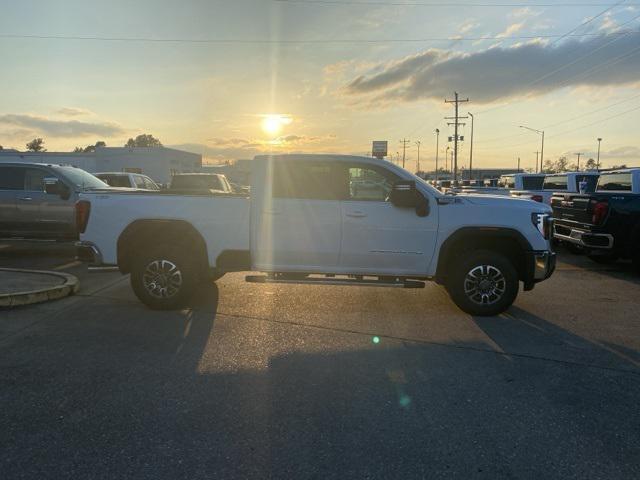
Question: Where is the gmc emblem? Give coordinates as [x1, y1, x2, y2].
[561, 201, 574, 207]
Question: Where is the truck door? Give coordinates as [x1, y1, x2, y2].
[0, 166, 23, 236]
[21, 167, 75, 239]
[252, 159, 342, 272]
[339, 162, 438, 276]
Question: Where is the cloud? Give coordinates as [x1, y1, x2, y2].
[605, 145, 640, 158]
[56, 107, 92, 117]
[497, 22, 524, 38]
[172, 134, 335, 163]
[0, 113, 125, 138]
[342, 32, 640, 105]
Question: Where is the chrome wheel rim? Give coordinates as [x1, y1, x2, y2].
[463, 265, 506, 306]
[142, 259, 183, 299]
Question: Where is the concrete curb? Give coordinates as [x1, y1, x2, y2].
[0, 268, 79, 308]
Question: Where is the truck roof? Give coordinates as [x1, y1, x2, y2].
[254, 154, 382, 163]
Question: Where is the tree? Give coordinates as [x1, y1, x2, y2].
[73, 140, 107, 153]
[611, 164, 627, 169]
[26, 138, 46, 152]
[585, 158, 597, 170]
[556, 156, 568, 172]
[125, 134, 162, 148]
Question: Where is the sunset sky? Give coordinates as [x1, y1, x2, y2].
[1, 0, 639, 172]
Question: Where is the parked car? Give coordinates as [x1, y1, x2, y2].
[95, 172, 160, 190]
[77, 154, 555, 316]
[168, 173, 233, 194]
[0, 162, 111, 240]
[511, 171, 600, 204]
[551, 168, 640, 267]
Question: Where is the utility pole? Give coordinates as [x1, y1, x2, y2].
[445, 92, 469, 183]
[468, 112, 474, 180]
[596, 138, 602, 169]
[517, 157, 521, 172]
[434, 129, 440, 182]
[414, 140, 421, 173]
[520, 125, 544, 172]
[575, 152, 583, 171]
[534, 151, 539, 173]
[399, 139, 410, 169]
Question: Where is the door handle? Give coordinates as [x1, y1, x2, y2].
[18, 197, 33, 201]
[346, 211, 367, 218]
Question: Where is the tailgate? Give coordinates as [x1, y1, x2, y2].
[550, 193, 593, 224]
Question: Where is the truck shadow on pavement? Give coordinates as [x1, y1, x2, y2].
[472, 306, 640, 372]
[1, 293, 639, 479]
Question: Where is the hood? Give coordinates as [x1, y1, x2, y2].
[461, 193, 552, 213]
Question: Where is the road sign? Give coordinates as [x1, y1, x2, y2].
[372, 141, 388, 158]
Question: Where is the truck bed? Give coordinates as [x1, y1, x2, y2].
[80, 191, 251, 266]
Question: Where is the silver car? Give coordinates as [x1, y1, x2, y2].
[0, 162, 110, 240]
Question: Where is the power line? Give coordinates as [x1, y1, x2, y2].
[477, 0, 631, 115]
[0, 30, 637, 45]
[275, 0, 640, 7]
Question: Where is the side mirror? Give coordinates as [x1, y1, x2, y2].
[389, 180, 429, 217]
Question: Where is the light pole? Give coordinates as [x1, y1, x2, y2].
[434, 129, 440, 181]
[597, 138, 602, 169]
[415, 140, 421, 173]
[468, 112, 474, 180]
[445, 146, 450, 173]
[520, 125, 545, 172]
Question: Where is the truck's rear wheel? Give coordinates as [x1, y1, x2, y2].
[130, 246, 199, 310]
[446, 250, 519, 316]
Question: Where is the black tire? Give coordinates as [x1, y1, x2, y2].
[446, 250, 519, 316]
[587, 253, 618, 264]
[130, 244, 201, 310]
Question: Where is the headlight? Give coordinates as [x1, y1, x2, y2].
[531, 212, 553, 239]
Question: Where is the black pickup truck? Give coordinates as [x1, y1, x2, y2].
[551, 169, 640, 268]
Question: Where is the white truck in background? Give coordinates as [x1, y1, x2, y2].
[511, 171, 600, 204]
[77, 154, 556, 316]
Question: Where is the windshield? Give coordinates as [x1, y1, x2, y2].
[58, 167, 110, 190]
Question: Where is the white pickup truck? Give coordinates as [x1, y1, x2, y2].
[77, 154, 556, 316]
[511, 171, 600, 205]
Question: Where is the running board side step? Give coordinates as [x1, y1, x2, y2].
[245, 275, 425, 289]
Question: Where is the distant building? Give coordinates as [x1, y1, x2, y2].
[0, 146, 201, 183]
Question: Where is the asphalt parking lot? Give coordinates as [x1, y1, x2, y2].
[1, 243, 639, 479]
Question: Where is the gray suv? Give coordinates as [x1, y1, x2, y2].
[0, 162, 110, 240]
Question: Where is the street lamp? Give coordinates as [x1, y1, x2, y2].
[434, 129, 440, 181]
[597, 138, 603, 169]
[519, 125, 545, 173]
[468, 112, 474, 180]
[445, 146, 450, 173]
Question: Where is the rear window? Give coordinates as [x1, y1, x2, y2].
[543, 175, 567, 191]
[522, 176, 544, 190]
[98, 175, 131, 188]
[597, 173, 633, 192]
[575, 174, 599, 192]
[171, 175, 223, 190]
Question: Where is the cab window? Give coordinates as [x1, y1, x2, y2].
[597, 173, 632, 192]
[346, 166, 398, 202]
[24, 168, 48, 192]
[272, 161, 342, 200]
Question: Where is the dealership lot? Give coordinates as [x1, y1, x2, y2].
[1, 245, 639, 479]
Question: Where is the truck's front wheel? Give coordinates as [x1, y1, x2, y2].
[446, 250, 519, 316]
[130, 246, 199, 310]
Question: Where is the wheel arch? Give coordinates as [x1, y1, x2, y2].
[117, 219, 209, 274]
[435, 227, 533, 284]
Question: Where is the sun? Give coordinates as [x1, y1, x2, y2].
[261, 114, 292, 136]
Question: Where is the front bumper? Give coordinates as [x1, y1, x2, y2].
[553, 223, 613, 250]
[75, 241, 103, 265]
[524, 250, 556, 290]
